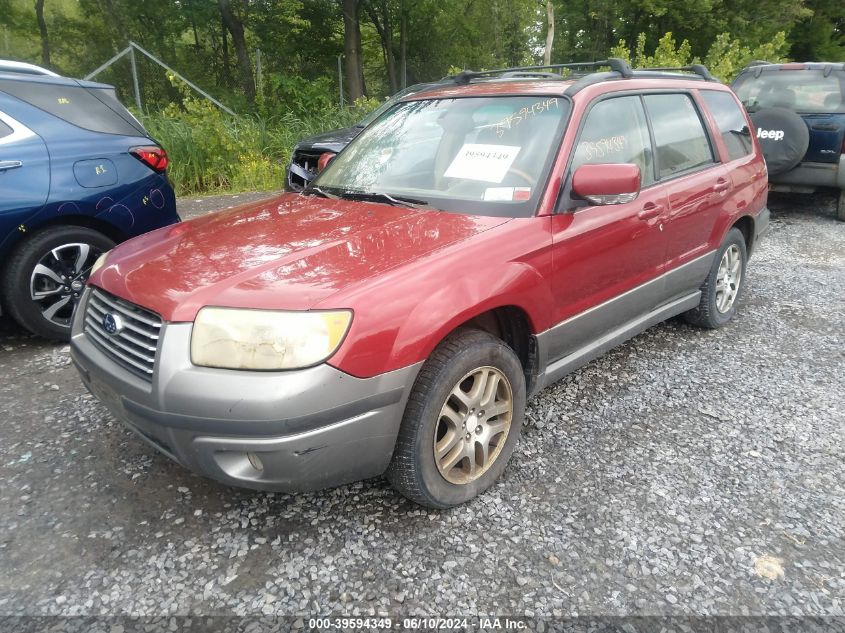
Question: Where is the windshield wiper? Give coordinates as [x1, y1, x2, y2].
[340, 191, 430, 210]
[302, 185, 339, 199]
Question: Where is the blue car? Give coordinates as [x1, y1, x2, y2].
[0, 70, 179, 340]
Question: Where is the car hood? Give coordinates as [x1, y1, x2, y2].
[93, 193, 510, 322]
[295, 126, 361, 152]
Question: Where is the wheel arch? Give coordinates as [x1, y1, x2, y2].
[730, 214, 755, 255]
[0, 215, 127, 277]
[417, 304, 541, 395]
[0, 217, 123, 318]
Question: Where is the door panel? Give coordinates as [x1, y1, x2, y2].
[0, 110, 49, 243]
[548, 186, 669, 361]
[549, 94, 668, 362]
[643, 93, 724, 296]
[660, 164, 729, 278]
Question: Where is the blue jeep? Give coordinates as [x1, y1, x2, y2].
[732, 62, 845, 221]
[0, 70, 179, 340]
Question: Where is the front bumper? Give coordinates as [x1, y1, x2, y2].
[70, 290, 421, 492]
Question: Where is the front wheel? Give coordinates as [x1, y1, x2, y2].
[684, 227, 747, 329]
[387, 328, 526, 508]
[1, 226, 115, 341]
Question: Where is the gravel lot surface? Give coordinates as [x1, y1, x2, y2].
[0, 192, 842, 621]
[177, 191, 281, 221]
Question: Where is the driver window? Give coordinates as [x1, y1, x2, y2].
[572, 96, 654, 187]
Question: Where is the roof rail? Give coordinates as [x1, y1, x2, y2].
[500, 71, 563, 79]
[450, 58, 634, 85]
[745, 60, 774, 68]
[634, 64, 715, 81]
[446, 58, 719, 97]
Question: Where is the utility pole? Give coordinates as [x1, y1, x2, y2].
[338, 55, 344, 107]
[255, 49, 263, 100]
[129, 45, 143, 113]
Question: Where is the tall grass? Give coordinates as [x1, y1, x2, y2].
[141, 99, 374, 196]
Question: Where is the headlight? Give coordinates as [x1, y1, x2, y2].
[90, 251, 110, 276]
[190, 307, 352, 370]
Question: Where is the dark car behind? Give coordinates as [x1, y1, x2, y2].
[286, 82, 442, 191]
[732, 62, 845, 220]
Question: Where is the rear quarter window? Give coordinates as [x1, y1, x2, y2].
[701, 91, 753, 161]
[0, 79, 146, 136]
[0, 119, 12, 139]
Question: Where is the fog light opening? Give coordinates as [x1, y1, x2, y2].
[246, 452, 264, 472]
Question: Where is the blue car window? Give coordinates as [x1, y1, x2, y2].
[734, 70, 845, 113]
[0, 79, 144, 136]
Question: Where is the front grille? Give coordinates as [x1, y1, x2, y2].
[83, 288, 162, 380]
[287, 150, 322, 190]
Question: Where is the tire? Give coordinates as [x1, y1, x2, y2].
[684, 228, 747, 329]
[1, 226, 114, 341]
[748, 107, 809, 176]
[387, 328, 526, 508]
[837, 189, 845, 222]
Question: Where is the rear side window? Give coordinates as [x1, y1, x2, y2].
[0, 80, 146, 136]
[644, 94, 714, 179]
[572, 95, 655, 186]
[701, 91, 753, 161]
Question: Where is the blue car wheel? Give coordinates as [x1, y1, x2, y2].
[1, 225, 114, 340]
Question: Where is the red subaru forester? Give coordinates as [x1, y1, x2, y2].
[70, 60, 769, 508]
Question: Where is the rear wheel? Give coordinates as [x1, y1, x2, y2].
[837, 189, 845, 222]
[1, 226, 114, 341]
[387, 328, 526, 508]
[684, 228, 747, 329]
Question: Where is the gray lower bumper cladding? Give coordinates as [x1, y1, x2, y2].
[70, 292, 421, 492]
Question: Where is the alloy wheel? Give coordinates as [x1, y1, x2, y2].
[29, 242, 102, 328]
[434, 366, 513, 485]
[715, 244, 742, 314]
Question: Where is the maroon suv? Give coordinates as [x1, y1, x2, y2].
[70, 60, 769, 508]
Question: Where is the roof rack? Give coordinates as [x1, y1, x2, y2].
[450, 58, 634, 85]
[446, 58, 720, 97]
[635, 64, 715, 81]
[741, 61, 845, 78]
[500, 70, 563, 79]
[745, 60, 774, 68]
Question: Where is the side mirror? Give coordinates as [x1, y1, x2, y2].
[317, 151, 336, 172]
[571, 163, 641, 205]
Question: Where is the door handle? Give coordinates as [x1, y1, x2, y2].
[637, 203, 663, 221]
[811, 123, 838, 131]
[713, 178, 730, 194]
[0, 160, 23, 172]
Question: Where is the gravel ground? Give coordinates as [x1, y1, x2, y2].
[0, 192, 842, 622]
[178, 191, 282, 221]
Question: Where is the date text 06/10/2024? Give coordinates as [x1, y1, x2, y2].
[307, 617, 527, 630]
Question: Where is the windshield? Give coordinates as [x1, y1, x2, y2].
[733, 69, 845, 113]
[356, 84, 435, 127]
[314, 95, 569, 217]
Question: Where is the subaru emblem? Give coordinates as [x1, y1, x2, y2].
[102, 312, 124, 335]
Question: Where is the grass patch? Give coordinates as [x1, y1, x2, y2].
[142, 99, 376, 196]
